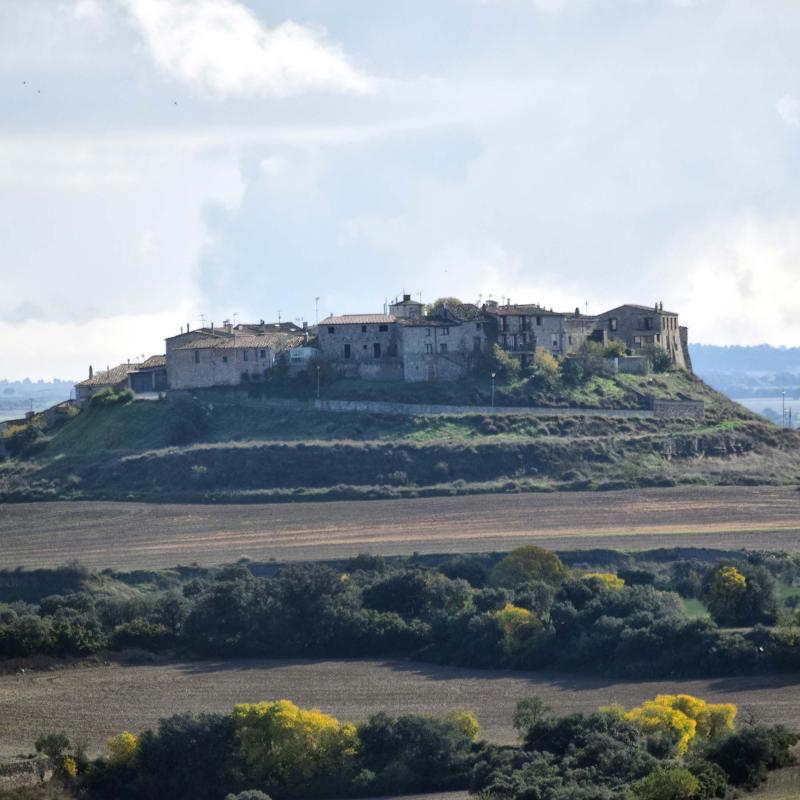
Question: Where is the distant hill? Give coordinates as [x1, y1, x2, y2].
[690, 344, 800, 373]
[0, 378, 75, 422]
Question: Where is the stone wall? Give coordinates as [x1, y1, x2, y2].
[168, 345, 275, 390]
[651, 398, 705, 420]
[400, 321, 483, 382]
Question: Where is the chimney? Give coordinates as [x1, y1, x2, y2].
[575, 307, 580, 317]
[89, 365, 93, 379]
[180, 326, 183, 334]
[211, 322, 214, 331]
[187, 321, 190, 332]
[403, 293, 411, 303]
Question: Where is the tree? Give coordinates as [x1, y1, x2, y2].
[633, 767, 700, 800]
[532, 348, 560, 390]
[35, 732, 71, 760]
[445, 710, 481, 741]
[581, 572, 625, 590]
[426, 297, 463, 316]
[513, 697, 552, 737]
[493, 603, 543, 656]
[233, 700, 359, 790]
[474, 343, 520, 382]
[490, 546, 567, 588]
[107, 732, 138, 766]
[701, 563, 776, 626]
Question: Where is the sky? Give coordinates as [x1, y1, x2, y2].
[2, 0, 800, 380]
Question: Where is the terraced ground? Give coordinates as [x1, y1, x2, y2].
[1, 658, 799, 759]
[1, 485, 800, 570]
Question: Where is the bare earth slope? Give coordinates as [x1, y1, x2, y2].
[2, 485, 800, 570]
[1, 658, 798, 758]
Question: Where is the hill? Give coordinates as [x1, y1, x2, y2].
[1, 370, 799, 503]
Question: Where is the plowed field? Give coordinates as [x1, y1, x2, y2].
[1, 486, 800, 570]
[1, 659, 799, 758]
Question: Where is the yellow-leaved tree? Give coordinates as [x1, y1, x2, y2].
[493, 603, 543, 656]
[107, 731, 138, 766]
[233, 700, 359, 787]
[490, 546, 567, 588]
[611, 694, 736, 757]
[445, 709, 481, 741]
[581, 572, 625, 590]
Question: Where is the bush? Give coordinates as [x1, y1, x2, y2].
[490, 546, 567, 588]
[90, 388, 134, 407]
[701, 563, 777, 627]
[2, 423, 43, 457]
[704, 725, 799, 788]
[633, 767, 700, 800]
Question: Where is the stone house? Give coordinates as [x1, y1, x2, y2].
[595, 303, 688, 369]
[75, 362, 141, 406]
[167, 332, 305, 390]
[483, 303, 597, 366]
[315, 313, 403, 379]
[399, 302, 489, 382]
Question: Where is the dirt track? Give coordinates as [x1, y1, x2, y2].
[2, 486, 800, 570]
[1, 658, 798, 758]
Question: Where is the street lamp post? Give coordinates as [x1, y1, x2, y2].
[491, 371, 496, 410]
[316, 365, 321, 402]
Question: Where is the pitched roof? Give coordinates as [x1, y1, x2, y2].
[134, 355, 166, 370]
[599, 304, 677, 316]
[236, 321, 304, 334]
[174, 333, 304, 352]
[76, 363, 140, 387]
[320, 314, 397, 326]
[487, 304, 565, 317]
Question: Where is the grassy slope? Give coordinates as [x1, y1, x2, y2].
[2, 370, 799, 502]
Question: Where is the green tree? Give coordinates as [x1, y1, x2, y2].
[513, 696, 552, 737]
[701, 563, 776, 626]
[425, 297, 463, 315]
[633, 767, 701, 800]
[490, 546, 567, 588]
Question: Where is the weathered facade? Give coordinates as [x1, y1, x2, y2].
[595, 303, 688, 369]
[316, 314, 403, 379]
[168, 332, 305, 390]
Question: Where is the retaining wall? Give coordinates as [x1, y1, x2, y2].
[171, 389, 704, 420]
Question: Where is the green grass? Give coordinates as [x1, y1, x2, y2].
[751, 766, 800, 798]
[681, 598, 711, 619]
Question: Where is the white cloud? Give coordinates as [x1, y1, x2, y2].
[670, 215, 800, 345]
[776, 93, 800, 128]
[121, 0, 374, 98]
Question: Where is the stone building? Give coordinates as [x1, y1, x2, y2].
[127, 355, 168, 394]
[315, 313, 403, 379]
[595, 303, 688, 369]
[75, 362, 140, 406]
[483, 303, 597, 366]
[167, 332, 305, 390]
[399, 302, 489, 382]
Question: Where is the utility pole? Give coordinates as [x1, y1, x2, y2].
[491, 372, 496, 409]
[316, 365, 321, 401]
[782, 391, 786, 427]
[315, 297, 320, 325]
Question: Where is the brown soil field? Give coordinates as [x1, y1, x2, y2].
[0, 658, 798, 758]
[1, 486, 800, 570]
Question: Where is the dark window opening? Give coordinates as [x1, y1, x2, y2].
[327, 326, 335, 334]
[260, 349, 266, 358]
[344, 344, 351, 359]
[379, 324, 389, 332]
[222, 355, 228, 363]
[361, 325, 367, 333]
[609, 318, 618, 331]
[373, 343, 381, 358]
[440, 343, 448, 353]
[194, 350, 200, 363]
[243, 351, 249, 361]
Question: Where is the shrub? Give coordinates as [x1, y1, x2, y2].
[90, 388, 134, 407]
[167, 396, 210, 445]
[701, 563, 777, 627]
[107, 732, 138, 766]
[633, 767, 700, 800]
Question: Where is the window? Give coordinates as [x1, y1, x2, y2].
[442, 327, 450, 336]
[425, 328, 431, 336]
[327, 326, 335, 334]
[551, 334, 558, 348]
[440, 343, 448, 353]
[379, 324, 389, 332]
[633, 336, 642, 346]
[520, 316, 527, 331]
[476, 322, 482, 330]
[536, 316, 542, 326]
[194, 350, 200, 363]
[609, 318, 618, 332]
[568, 335, 573, 345]
[260, 349, 266, 359]
[361, 325, 367, 333]
[344, 344, 351, 359]
[243, 351, 249, 361]
[425, 343, 433, 354]
[373, 343, 381, 358]
[222, 355, 228, 363]
[644, 317, 653, 330]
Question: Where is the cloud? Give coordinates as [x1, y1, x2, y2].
[776, 93, 800, 128]
[121, 0, 374, 98]
[669, 215, 800, 346]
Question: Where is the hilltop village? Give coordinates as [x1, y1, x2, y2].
[75, 295, 691, 404]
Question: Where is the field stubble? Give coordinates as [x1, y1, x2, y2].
[2, 486, 800, 570]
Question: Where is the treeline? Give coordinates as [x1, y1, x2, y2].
[1, 548, 799, 678]
[31, 693, 798, 800]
